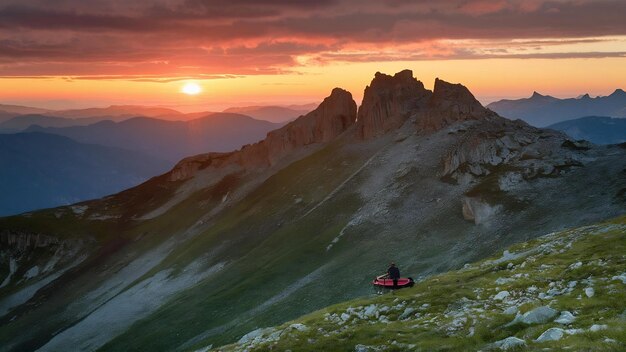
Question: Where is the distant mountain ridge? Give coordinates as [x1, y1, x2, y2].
[26, 113, 281, 162]
[222, 105, 313, 123]
[547, 116, 626, 145]
[0, 132, 171, 216]
[487, 89, 626, 127]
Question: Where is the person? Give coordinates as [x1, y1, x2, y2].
[387, 262, 400, 288]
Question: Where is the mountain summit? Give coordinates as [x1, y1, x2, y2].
[356, 69, 431, 139]
[1, 70, 624, 352]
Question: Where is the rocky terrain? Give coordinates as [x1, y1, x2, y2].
[215, 216, 626, 351]
[0, 70, 624, 351]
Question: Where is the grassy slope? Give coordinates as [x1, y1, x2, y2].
[215, 215, 626, 352]
[98, 139, 376, 351]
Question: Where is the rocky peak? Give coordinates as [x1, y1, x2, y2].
[430, 78, 486, 112]
[416, 78, 495, 131]
[263, 87, 357, 162]
[356, 70, 432, 139]
[170, 88, 357, 180]
[530, 91, 544, 99]
[610, 88, 626, 97]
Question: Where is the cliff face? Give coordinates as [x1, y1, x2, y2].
[417, 78, 497, 131]
[356, 70, 431, 139]
[0, 230, 87, 290]
[355, 71, 498, 139]
[169, 88, 357, 180]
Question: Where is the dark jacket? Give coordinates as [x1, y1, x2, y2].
[387, 266, 400, 279]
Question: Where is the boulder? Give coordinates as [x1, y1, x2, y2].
[509, 306, 558, 325]
[536, 327, 564, 342]
[554, 311, 576, 324]
[589, 324, 608, 332]
[493, 291, 510, 301]
[494, 336, 526, 350]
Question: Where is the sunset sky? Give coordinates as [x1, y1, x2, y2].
[1, 0, 625, 111]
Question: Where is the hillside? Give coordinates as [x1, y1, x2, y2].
[215, 215, 626, 351]
[487, 90, 626, 127]
[547, 116, 626, 145]
[25, 113, 281, 162]
[0, 132, 171, 216]
[0, 71, 624, 352]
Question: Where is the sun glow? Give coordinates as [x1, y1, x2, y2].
[181, 82, 202, 95]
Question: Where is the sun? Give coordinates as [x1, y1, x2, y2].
[181, 82, 202, 95]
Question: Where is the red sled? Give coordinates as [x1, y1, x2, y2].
[372, 277, 414, 289]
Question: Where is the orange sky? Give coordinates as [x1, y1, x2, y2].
[0, 1, 625, 111]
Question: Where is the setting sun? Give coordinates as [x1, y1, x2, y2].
[181, 82, 202, 95]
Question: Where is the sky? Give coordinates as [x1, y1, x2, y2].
[1, 0, 625, 111]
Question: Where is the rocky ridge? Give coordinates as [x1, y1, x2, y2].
[170, 88, 357, 180]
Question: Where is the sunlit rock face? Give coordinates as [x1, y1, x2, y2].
[169, 88, 357, 180]
[356, 70, 431, 139]
[416, 78, 497, 131]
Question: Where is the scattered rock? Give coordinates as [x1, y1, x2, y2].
[354, 344, 384, 352]
[509, 306, 558, 325]
[288, 323, 309, 332]
[589, 324, 608, 332]
[493, 291, 510, 301]
[536, 327, 564, 342]
[494, 336, 526, 350]
[569, 261, 583, 270]
[238, 328, 274, 344]
[584, 287, 595, 298]
[611, 273, 626, 284]
[399, 307, 416, 320]
[503, 306, 518, 315]
[554, 311, 576, 324]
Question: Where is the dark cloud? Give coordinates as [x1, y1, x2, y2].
[0, 0, 624, 78]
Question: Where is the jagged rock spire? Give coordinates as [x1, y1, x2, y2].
[356, 70, 431, 139]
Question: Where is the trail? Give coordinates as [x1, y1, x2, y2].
[298, 145, 388, 221]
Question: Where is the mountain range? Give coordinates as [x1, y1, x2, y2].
[25, 113, 281, 162]
[487, 90, 626, 127]
[222, 105, 314, 123]
[0, 132, 171, 216]
[547, 116, 626, 145]
[0, 70, 624, 352]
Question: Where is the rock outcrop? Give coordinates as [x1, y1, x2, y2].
[416, 78, 497, 131]
[356, 70, 431, 139]
[170, 88, 357, 180]
[462, 197, 501, 225]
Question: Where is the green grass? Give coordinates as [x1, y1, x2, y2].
[214, 215, 626, 352]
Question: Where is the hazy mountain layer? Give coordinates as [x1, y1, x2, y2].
[547, 116, 626, 145]
[487, 90, 626, 127]
[0, 132, 171, 216]
[25, 113, 281, 162]
[0, 71, 624, 352]
[222, 105, 312, 123]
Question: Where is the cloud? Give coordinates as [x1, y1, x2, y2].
[0, 0, 625, 79]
